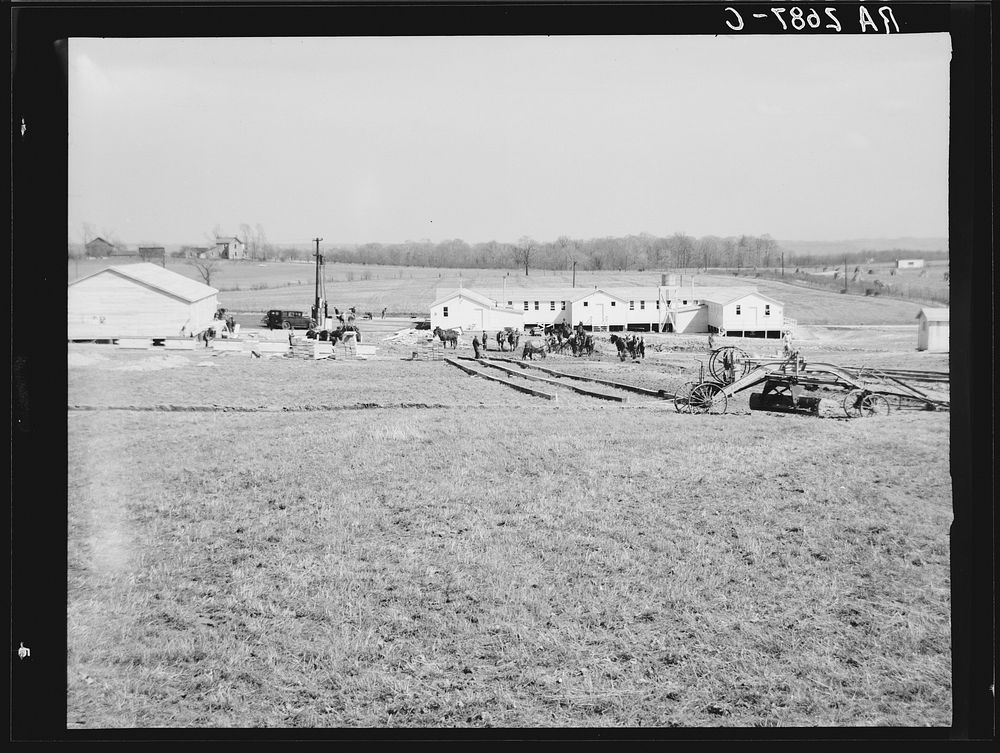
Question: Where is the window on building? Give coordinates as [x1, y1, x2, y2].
[736, 305, 741, 315]
[534, 301, 539, 310]
[610, 301, 615, 307]
[682, 300, 688, 306]
[508, 301, 512, 307]
[640, 300, 645, 310]
[656, 300, 660, 309]
[523, 301, 529, 310]
[765, 305, 771, 316]
[583, 301, 589, 307]
[561, 301, 566, 310]
[443, 306, 448, 317]
[629, 301, 634, 310]
[550, 301, 555, 310]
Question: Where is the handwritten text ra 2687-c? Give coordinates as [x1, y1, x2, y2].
[724, 6, 900, 33]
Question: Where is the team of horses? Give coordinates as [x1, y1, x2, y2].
[434, 323, 652, 362]
[609, 333, 645, 361]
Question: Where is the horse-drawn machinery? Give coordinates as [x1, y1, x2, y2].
[673, 346, 949, 417]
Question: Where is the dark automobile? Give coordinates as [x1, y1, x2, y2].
[414, 319, 431, 330]
[262, 309, 313, 330]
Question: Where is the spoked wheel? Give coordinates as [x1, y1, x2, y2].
[843, 390, 891, 418]
[673, 382, 697, 413]
[709, 346, 752, 384]
[282, 321, 292, 330]
[688, 381, 729, 415]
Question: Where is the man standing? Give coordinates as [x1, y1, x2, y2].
[381, 307, 387, 319]
[472, 335, 482, 359]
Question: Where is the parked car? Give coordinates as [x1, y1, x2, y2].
[262, 309, 313, 330]
[414, 319, 431, 330]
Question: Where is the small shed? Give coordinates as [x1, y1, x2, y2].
[138, 246, 166, 266]
[897, 259, 925, 269]
[916, 308, 949, 352]
[429, 288, 524, 332]
[565, 288, 630, 330]
[85, 237, 115, 258]
[68, 262, 219, 340]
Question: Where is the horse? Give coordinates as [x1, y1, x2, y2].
[575, 333, 594, 357]
[506, 330, 520, 351]
[362, 312, 373, 320]
[496, 331, 506, 351]
[609, 334, 629, 361]
[432, 326, 460, 349]
[521, 338, 547, 360]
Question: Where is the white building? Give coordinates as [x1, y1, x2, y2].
[214, 236, 247, 260]
[432, 281, 786, 337]
[68, 263, 219, 340]
[429, 288, 524, 332]
[897, 259, 925, 269]
[916, 308, 949, 352]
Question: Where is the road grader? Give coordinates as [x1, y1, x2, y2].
[672, 346, 950, 418]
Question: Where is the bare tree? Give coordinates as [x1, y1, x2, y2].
[188, 257, 220, 287]
[512, 236, 535, 276]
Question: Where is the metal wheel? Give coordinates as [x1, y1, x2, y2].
[843, 390, 890, 418]
[673, 382, 697, 413]
[282, 321, 292, 330]
[858, 393, 890, 417]
[709, 346, 751, 384]
[688, 381, 729, 415]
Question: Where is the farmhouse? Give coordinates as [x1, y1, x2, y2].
[916, 307, 949, 352]
[68, 262, 219, 340]
[433, 278, 786, 337]
[214, 236, 247, 260]
[897, 259, 925, 269]
[84, 237, 115, 258]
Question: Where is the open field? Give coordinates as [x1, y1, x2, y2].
[68, 259, 940, 325]
[68, 336, 952, 728]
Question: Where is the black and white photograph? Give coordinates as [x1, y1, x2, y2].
[9, 0, 994, 739]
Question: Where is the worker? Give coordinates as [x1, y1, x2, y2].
[381, 307, 387, 319]
[708, 332, 715, 351]
[472, 335, 482, 359]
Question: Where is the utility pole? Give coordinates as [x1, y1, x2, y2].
[781, 252, 784, 277]
[312, 237, 326, 324]
[572, 259, 577, 288]
[843, 255, 848, 294]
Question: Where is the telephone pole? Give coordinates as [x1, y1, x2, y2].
[781, 252, 784, 278]
[572, 259, 577, 288]
[312, 237, 326, 324]
[843, 255, 848, 294]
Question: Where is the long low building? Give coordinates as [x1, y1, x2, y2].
[430, 281, 786, 338]
[68, 262, 219, 339]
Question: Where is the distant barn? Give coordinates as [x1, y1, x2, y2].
[68, 262, 219, 340]
[916, 308, 949, 352]
[897, 259, 925, 269]
[138, 246, 166, 266]
[84, 237, 115, 258]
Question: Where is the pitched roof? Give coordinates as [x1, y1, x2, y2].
[430, 288, 521, 312]
[917, 308, 949, 322]
[696, 289, 782, 306]
[69, 262, 219, 302]
[86, 236, 113, 247]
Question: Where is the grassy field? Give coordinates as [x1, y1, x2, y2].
[67, 258, 937, 325]
[67, 346, 952, 728]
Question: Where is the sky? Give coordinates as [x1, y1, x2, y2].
[68, 34, 950, 247]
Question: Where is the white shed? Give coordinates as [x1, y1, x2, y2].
[897, 259, 925, 269]
[68, 263, 219, 340]
[916, 308, 949, 352]
[702, 291, 784, 338]
[429, 288, 524, 332]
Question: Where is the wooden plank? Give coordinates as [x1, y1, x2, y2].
[470, 358, 627, 402]
[483, 356, 662, 397]
[444, 358, 556, 400]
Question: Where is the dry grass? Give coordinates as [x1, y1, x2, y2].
[67, 350, 952, 728]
